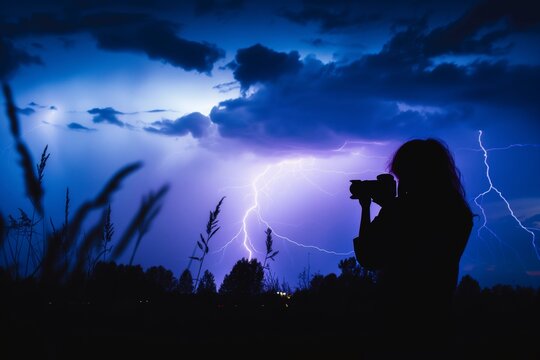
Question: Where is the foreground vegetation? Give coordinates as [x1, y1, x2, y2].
[1, 258, 540, 358]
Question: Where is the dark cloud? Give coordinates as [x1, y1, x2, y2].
[0, 0, 239, 16]
[227, 44, 303, 90]
[423, 0, 540, 57]
[88, 107, 125, 127]
[1, 12, 224, 74]
[67, 122, 96, 132]
[58, 37, 76, 48]
[303, 38, 332, 47]
[194, 0, 244, 15]
[378, 0, 540, 63]
[17, 106, 36, 115]
[281, 5, 381, 32]
[210, 34, 540, 148]
[340, 3, 540, 72]
[283, 0, 539, 56]
[93, 18, 224, 73]
[213, 81, 240, 93]
[144, 112, 211, 138]
[146, 109, 168, 113]
[28, 101, 56, 109]
[0, 37, 42, 79]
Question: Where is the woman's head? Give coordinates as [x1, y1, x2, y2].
[390, 138, 466, 199]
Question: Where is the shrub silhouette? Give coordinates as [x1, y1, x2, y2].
[219, 258, 264, 296]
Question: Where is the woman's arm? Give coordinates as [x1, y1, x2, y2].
[353, 196, 398, 270]
[358, 198, 371, 239]
[353, 197, 379, 270]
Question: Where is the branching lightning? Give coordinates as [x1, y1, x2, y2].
[217, 142, 386, 260]
[473, 130, 539, 260]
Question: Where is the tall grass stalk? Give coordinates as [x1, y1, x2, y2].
[191, 197, 225, 289]
[126, 185, 169, 265]
[262, 227, 279, 292]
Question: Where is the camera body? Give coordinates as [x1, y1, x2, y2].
[349, 173, 397, 200]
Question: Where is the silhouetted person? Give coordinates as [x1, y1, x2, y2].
[353, 138, 473, 355]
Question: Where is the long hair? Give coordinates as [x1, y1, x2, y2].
[389, 139, 470, 211]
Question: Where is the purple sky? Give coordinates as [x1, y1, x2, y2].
[1, 0, 540, 287]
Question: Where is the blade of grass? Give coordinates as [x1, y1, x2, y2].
[0, 214, 5, 248]
[72, 216, 106, 280]
[63, 162, 142, 251]
[3, 83, 44, 215]
[112, 184, 169, 261]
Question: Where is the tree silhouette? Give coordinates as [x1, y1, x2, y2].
[177, 269, 194, 294]
[454, 274, 482, 312]
[338, 257, 362, 278]
[196, 269, 217, 294]
[146, 265, 176, 293]
[309, 273, 339, 294]
[219, 258, 264, 296]
[297, 267, 311, 291]
[456, 274, 481, 297]
[309, 273, 324, 292]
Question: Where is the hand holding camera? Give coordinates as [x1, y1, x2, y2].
[349, 173, 397, 207]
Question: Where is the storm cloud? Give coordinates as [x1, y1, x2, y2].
[0, 11, 224, 74]
[67, 122, 96, 132]
[211, 19, 540, 148]
[227, 44, 303, 91]
[144, 112, 212, 138]
[282, 5, 381, 32]
[88, 107, 125, 127]
[0, 37, 42, 79]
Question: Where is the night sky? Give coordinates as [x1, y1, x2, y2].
[1, 0, 539, 288]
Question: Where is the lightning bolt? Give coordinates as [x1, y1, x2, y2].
[216, 142, 386, 260]
[473, 130, 539, 260]
[217, 159, 359, 260]
[332, 140, 388, 153]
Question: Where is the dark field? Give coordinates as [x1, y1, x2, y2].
[3, 271, 540, 359]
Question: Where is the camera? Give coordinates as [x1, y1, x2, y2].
[349, 173, 396, 200]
